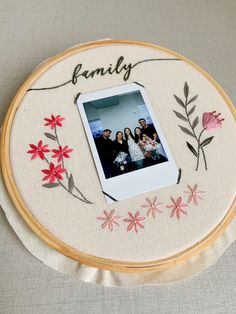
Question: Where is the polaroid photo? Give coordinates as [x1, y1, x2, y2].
[77, 82, 179, 203]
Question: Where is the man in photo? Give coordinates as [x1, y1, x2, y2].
[95, 129, 116, 179]
[139, 118, 159, 142]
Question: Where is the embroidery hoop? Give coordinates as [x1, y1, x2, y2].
[0, 39, 235, 272]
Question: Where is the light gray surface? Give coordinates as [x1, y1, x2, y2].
[0, 1, 235, 313]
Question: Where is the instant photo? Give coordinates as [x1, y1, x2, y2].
[77, 83, 178, 202]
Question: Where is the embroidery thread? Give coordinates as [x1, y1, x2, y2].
[184, 184, 205, 206]
[124, 211, 145, 233]
[27, 114, 92, 204]
[173, 82, 224, 171]
[27, 56, 181, 92]
[141, 197, 163, 218]
[166, 196, 188, 220]
[97, 209, 121, 231]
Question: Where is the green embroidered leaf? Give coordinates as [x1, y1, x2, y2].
[173, 110, 188, 122]
[187, 105, 196, 116]
[42, 183, 60, 188]
[200, 136, 214, 148]
[184, 82, 189, 98]
[187, 95, 198, 105]
[178, 125, 195, 138]
[192, 116, 199, 129]
[68, 174, 74, 193]
[186, 141, 198, 157]
[174, 94, 185, 108]
[44, 132, 56, 141]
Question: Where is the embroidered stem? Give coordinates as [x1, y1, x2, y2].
[195, 129, 205, 171]
[44, 157, 92, 203]
[184, 97, 206, 171]
[53, 127, 92, 203]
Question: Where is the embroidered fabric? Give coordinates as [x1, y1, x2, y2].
[1, 168, 236, 287]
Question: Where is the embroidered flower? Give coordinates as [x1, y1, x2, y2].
[202, 111, 224, 131]
[141, 197, 163, 218]
[124, 211, 145, 233]
[167, 197, 188, 220]
[44, 114, 65, 129]
[51, 145, 73, 163]
[184, 184, 205, 205]
[27, 140, 50, 160]
[41, 162, 66, 183]
[97, 209, 121, 231]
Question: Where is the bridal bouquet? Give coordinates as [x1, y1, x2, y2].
[140, 136, 160, 160]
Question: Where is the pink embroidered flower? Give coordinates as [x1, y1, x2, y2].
[141, 197, 163, 218]
[167, 197, 188, 220]
[97, 209, 121, 231]
[184, 184, 205, 205]
[27, 140, 50, 160]
[51, 145, 73, 163]
[202, 111, 224, 131]
[124, 211, 145, 233]
[41, 162, 66, 183]
[44, 114, 65, 129]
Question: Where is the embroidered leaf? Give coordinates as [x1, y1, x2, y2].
[184, 82, 189, 98]
[68, 174, 74, 193]
[187, 95, 198, 105]
[174, 94, 185, 108]
[187, 105, 196, 116]
[200, 136, 214, 148]
[186, 141, 198, 157]
[42, 183, 59, 188]
[178, 125, 195, 138]
[44, 132, 56, 141]
[173, 110, 188, 122]
[192, 116, 199, 129]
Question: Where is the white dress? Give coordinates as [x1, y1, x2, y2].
[127, 137, 145, 162]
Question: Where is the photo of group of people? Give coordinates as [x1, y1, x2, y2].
[95, 118, 167, 178]
[81, 88, 168, 179]
[78, 83, 178, 202]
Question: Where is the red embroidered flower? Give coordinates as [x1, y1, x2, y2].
[124, 211, 145, 233]
[51, 145, 73, 163]
[141, 197, 163, 218]
[44, 114, 65, 129]
[202, 111, 224, 131]
[184, 184, 205, 206]
[27, 140, 50, 160]
[41, 162, 66, 183]
[166, 197, 188, 220]
[97, 209, 121, 231]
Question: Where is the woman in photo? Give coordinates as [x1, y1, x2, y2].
[134, 127, 142, 144]
[113, 131, 130, 174]
[124, 127, 144, 169]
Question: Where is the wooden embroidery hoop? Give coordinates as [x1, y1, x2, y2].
[0, 40, 235, 273]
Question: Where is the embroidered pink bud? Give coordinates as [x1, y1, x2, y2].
[202, 111, 224, 131]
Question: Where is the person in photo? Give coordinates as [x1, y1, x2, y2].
[139, 118, 159, 142]
[134, 127, 142, 144]
[124, 127, 144, 169]
[95, 129, 116, 178]
[113, 131, 130, 174]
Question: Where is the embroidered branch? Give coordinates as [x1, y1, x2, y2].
[173, 82, 224, 171]
[27, 114, 92, 204]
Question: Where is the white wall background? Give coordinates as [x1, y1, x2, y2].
[85, 92, 147, 140]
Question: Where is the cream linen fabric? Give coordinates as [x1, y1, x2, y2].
[1, 167, 236, 287]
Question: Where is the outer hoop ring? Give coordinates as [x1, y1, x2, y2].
[0, 40, 235, 272]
